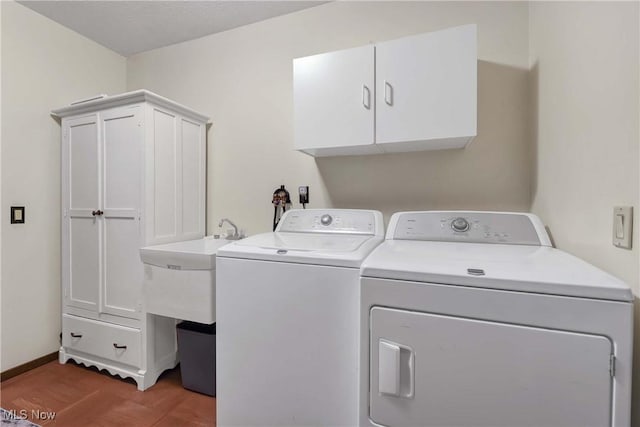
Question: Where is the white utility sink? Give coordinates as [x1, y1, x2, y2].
[140, 237, 232, 324]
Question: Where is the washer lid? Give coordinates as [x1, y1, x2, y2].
[235, 232, 374, 252]
[217, 232, 384, 268]
[361, 241, 633, 302]
[217, 209, 385, 267]
[140, 237, 231, 270]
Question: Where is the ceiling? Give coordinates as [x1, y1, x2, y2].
[18, 1, 327, 57]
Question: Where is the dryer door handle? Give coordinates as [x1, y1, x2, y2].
[378, 339, 414, 399]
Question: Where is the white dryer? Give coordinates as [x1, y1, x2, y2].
[360, 211, 634, 427]
[216, 209, 384, 426]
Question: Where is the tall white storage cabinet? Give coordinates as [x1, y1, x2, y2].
[294, 24, 477, 157]
[52, 90, 208, 390]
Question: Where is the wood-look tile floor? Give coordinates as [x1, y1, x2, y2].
[0, 361, 215, 426]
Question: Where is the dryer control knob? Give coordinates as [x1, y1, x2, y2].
[320, 214, 333, 226]
[451, 217, 469, 232]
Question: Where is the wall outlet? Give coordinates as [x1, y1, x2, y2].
[299, 186, 309, 205]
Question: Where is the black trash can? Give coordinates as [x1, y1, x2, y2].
[176, 321, 216, 396]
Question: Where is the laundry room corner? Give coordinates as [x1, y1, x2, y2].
[528, 2, 640, 423]
[0, 0, 127, 373]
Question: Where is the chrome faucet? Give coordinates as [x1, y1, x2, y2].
[218, 218, 242, 240]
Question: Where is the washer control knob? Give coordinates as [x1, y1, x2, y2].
[320, 214, 333, 226]
[451, 217, 469, 232]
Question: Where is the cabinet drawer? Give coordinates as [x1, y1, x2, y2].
[62, 314, 141, 368]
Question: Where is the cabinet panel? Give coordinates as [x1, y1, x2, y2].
[376, 25, 477, 150]
[181, 119, 203, 235]
[103, 108, 141, 209]
[64, 115, 101, 312]
[153, 108, 177, 239]
[103, 217, 142, 318]
[294, 45, 376, 156]
[69, 118, 99, 210]
[68, 217, 100, 311]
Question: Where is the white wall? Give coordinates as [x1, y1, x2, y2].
[529, 2, 640, 424]
[127, 1, 531, 235]
[0, 1, 126, 371]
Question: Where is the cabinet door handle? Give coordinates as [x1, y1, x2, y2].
[384, 80, 393, 106]
[70, 333, 82, 338]
[362, 85, 371, 110]
[92, 210, 104, 216]
[113, 343, 127, 349]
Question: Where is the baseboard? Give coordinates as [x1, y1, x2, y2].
[0, 352, 58, 382]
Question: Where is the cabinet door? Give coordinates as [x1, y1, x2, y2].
[100, 106, 143, 319]
[376, 25, 477, 151]
[62, 115, 101, 312]
[294, 45, 377, 156]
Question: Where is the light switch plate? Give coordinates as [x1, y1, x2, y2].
[10, 206, 25, 224]
[613, 206, 633, 249]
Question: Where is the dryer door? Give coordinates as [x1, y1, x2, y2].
[369, 307, 613, 427]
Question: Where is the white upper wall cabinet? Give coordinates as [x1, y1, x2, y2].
[293, 24, 477, 157]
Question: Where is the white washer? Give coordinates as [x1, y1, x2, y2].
[360, 211, 634, 427]
[217, 209, 384, 426]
